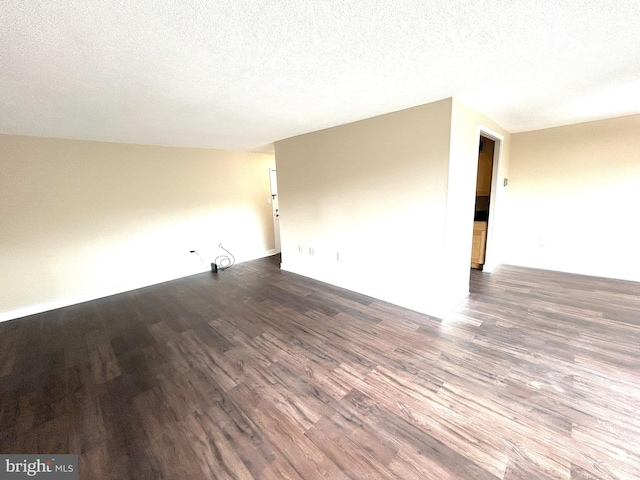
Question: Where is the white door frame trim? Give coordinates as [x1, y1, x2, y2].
[476, 125, 504, 273]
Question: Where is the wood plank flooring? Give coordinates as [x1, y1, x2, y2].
[1, 256, 639, 479]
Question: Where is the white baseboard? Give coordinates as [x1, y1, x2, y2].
[481, 261, 500, 273]
[0, 249, 279, 324]
[261, 249, 279, 258]
[439, 290, 470, 320]
[281, 261, 467, 320]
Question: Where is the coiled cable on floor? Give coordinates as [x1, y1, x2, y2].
[214, 243, 235, 270]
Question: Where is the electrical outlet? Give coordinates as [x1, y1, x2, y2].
[309, 247, 315, 256]
[298, 245, 304, 253]
[538, 237, 546, 247]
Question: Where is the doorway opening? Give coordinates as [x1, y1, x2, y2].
[470, 128, 503, 272]
[471, 136, 494, 269]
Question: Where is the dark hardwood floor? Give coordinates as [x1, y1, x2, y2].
[1, 256, 639, 479]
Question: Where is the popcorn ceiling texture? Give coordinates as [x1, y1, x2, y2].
[1, 0, 639, 151]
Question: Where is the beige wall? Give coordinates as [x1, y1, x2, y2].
[0, 135, 276, 319]
[277, 98, 504, 318]
[503, 114, 640, 281]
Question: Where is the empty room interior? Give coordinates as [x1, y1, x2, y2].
[1, 1, 639, 479]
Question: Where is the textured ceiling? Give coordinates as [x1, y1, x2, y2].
[1, 1, 639, 152]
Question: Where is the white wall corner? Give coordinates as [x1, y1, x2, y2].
[433, 288, 470, 320]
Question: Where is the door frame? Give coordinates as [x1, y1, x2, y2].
[475, 125, 504, 273]
[269, 167, 281, 253]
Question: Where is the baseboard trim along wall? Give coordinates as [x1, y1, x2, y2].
[0, 249, 278, 323]
[280, 261, 469, 320]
